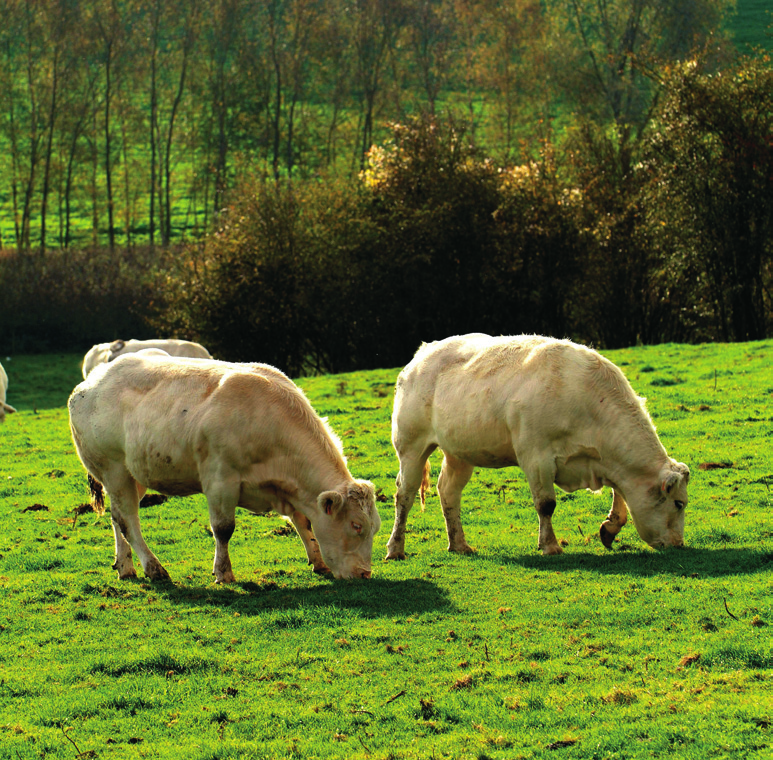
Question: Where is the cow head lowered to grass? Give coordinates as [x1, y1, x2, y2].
[68, 351, 380, 581]
[386, 333, 690, 560]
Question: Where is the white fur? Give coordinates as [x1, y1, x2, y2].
[69, 353, 379, 581]
[0, 361, 16, 422]
[81, 338, 213, 379]
[386, 333, 689, 559]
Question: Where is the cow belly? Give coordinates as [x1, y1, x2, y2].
[144, 478, 201, 497]
[433, 409, 516, 469]
[435, 426, 517, 469]
[126, 448, 202, 496]
[442, 448, 517, 469]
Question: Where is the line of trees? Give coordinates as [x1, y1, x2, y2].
[0, 0, 770, 365]
[0, 0, 737, 251]
[156, 54, 772, 372]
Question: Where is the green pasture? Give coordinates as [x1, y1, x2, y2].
[732, 0, 773, 52]
[0, 342, 770, 759]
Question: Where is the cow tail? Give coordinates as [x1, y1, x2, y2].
[88, 474, 106, 516]
[419, 459, 432, 510]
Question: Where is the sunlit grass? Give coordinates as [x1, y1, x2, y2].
[0, 342, 770, 758]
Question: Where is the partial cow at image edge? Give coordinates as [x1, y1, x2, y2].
[0, 360, 17, 422]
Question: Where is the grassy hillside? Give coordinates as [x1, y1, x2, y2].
[731, 0, 773, 51]
[0, 342, 770, 759]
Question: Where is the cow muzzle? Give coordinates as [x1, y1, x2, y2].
[648, 535, 685, 549]
[336, 567, 372, 579]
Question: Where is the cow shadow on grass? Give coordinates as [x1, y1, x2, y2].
[497, 546, 771, 578]
[151, 576, 457, 619]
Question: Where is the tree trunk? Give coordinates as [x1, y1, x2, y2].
[104, 49, 115, 250]
[40, 48, 59, 254]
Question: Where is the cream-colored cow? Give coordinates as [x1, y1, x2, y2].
[387, 334, 690, 559]
[69, 351, 379, 581]
[81, 338, 212, 379]
[0, 361, 16, 422]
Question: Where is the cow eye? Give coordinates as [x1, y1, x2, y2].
[674, 500, 685, 510]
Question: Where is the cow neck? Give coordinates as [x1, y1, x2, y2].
[586, 358, 670, 475]
[260, 369, 353, 495]
[279, 431, 352, 505]
[597, 407, 671, 493]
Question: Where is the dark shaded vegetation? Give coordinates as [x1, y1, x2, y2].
[0, 246, 172, 354]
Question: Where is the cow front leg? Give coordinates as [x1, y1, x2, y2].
[600, 489, 629, 549]
[111, 514, 136, 579]
[290, 510, 331, 575]
[523, 455, 563, 555]
[535, 493, 562, 555]
[206, 484, 239, 583]
[386, 449, 433, 560]
[437, 453, 475, 554]
[106, 472, 170, 581]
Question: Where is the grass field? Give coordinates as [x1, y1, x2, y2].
[731, 0, 773, 52]
[0, 342, 770, 759]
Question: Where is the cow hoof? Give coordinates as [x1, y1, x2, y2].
[147, 565, 172, 582]
[117, 568, 138, 580]
[449, 543, 475, 555]
[214, 570, 236, 583]
[385, 551, 406, 561]
[541, 544, 563, 556]
[311, 564, 332, 575]
[599, 524, 616, 549]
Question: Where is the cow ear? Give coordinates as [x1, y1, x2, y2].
[318, 491, 344, 516]
[110, 339, 125, 352]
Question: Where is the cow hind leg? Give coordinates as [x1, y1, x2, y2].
[437, 453, 475, 554]
[111, 514, 136, 580]
[206, 482, 239, 583]
[105, 471, 170, 581]
[600, 489, 629, 549]
[386, 444, 436, 560]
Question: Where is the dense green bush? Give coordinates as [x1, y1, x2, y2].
[160, 116, 597, 372]
[356, 117, 503, 366]
[642, 56, 773, 342]
[157, 177, 382, 373]
[490, 148, 591, 342]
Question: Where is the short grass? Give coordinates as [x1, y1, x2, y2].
[0, 342, 770, 759]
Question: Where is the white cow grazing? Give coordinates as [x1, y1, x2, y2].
[69, 351, 380, 581]
[81, 338, 212, 379]
[386, 334, 690, 559]
[1, 361, 17, 422]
